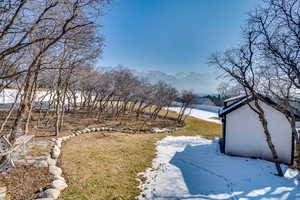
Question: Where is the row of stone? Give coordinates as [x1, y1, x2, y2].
[35, 136, 66, 200]
[0, 186, 6, 200]
[34, 126, 173, 199]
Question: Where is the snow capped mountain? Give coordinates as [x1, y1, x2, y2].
[140, 71, 219, 95]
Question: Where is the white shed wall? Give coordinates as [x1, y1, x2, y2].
[225, 100, 292, 164]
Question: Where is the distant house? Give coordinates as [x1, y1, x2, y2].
[219, 95, 299, 165]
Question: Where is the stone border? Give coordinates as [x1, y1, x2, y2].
[35, 126, 175, 199]
[0, 186, 6, 200]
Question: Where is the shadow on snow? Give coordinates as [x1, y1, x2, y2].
[168, 143, 300, 200]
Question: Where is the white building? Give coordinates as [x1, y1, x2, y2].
[219, 95, 297, 165]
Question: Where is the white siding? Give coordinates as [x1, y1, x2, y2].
[225, 100, 292, 164]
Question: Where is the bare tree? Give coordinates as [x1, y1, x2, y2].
[210, 27, 284, 176]
[177, 90, 197, 122]
[247, 0, 300, 168]
[4, 0, 107, 141]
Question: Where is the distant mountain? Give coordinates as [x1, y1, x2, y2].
[140, 70, 219, 95]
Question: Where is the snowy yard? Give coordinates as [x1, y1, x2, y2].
[138, 136, 300, 200]
[168, 107, 221, 124]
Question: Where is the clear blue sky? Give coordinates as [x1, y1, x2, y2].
[97, 0, 260, 93]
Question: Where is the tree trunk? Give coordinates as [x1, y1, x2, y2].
[286, 114, 299, 169]
[254, 99, 283, 176]
[183, 107, 192, 121]
[164, 106, 170, 118]
[59, 78, 70, 130]
[87, 93, 99, 117]
[0, 90, 21, 134]
[25, 71, 39, 135]
[136, 101, 143, 119]
[9, 64, 37, 143]
[295, 137, 300, 169]
[55, 66, 63, 136]
[71, 90, 77, 109]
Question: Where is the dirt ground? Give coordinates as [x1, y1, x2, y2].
[0, 109, 181, 200]
[0, 164, 52, 200]
[0, 109, 179, 138]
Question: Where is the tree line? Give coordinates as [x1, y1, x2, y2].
[0, 0, 109, 144]
[0, 0, 197, 149]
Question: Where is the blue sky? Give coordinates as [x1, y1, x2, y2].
[98, 0, 260, 93]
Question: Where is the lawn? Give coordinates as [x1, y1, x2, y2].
[60, 113, 221, 200]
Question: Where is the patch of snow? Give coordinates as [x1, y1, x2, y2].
[0, 88, 90, 108]
[285, 168, 300, 179]
[224, 95, 247, 103]
[168, 107, 221, 124]
[152, 128, 170, 133]
[138, 136, 300, 200]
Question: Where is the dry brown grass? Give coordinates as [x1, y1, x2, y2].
[60, 113, 221, 200]
[0, 109, 180, 200]
[60, 132, 163, 200]
[25, 142, 50, 157]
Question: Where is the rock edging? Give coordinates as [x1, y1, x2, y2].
[0, 186, 6, 200]
[35, 126, 174, 199]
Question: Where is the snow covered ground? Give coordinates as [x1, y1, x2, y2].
[0, 88, 88, 106]
[138, 136, 300, 200]
[168, 107, 221, 124]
